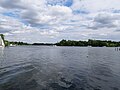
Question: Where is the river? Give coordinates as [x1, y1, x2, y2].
[0, 46, 120, 90]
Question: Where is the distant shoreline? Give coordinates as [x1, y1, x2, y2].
[1, 33, 120, 47]
[6, 39, 120, 47]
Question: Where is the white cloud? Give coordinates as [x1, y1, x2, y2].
[72, 0, 120, 12]
[86, 12, 120, 30]
[0, 0, 120, 42]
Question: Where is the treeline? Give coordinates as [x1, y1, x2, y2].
[1, 34, 120, 47]
[56, 39, 120, 47]
[5, 41, 30, 46]
[1, 34, 30, 46]
[4, 40, 30, 46]
[56, 40, 88, 46]
[10, 41, 30, 45]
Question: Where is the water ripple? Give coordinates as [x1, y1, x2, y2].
[0, 46, 120, 90]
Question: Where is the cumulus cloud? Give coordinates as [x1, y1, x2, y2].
[0, 0, 26, 10]
[86, 12, 120, 30]
[115, 30, 120, 32]
[0, 0, 120, 42]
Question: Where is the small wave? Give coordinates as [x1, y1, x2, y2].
[0, 62, 36, 85]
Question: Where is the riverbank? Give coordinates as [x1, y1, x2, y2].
[5, 39, 120, 47]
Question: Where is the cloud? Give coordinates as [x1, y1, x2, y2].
[86, 12, 120, 30]
[0, 0, 120, 42]
[0, 28, 10, 33]
[115, 30, 120, 32]
[0, 0, 26, 9]
[20, 5, 72, 27]
[71, 0, 120, 13]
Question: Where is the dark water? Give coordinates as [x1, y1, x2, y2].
[0, 46, 120, 90]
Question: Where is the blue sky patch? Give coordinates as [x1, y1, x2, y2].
[47, 0, 73, 7]
[63, 0, 73, 7]
[112, 10, 120, 13]
[73, 10, 89, 15]
[2, 11, 19, 19]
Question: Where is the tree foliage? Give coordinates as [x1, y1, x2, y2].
[56, 39, 120, 47]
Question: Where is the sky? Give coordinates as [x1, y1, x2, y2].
[0, 0, 120, 43]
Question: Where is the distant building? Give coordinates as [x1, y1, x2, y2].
[0, 35, 5, 47]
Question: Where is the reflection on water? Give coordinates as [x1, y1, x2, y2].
[0, 47, 4, 73]
[0, 47, 4, 57]
[0, 46, 120, 90]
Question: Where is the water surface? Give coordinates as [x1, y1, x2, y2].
[0, 46, 120, 90]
